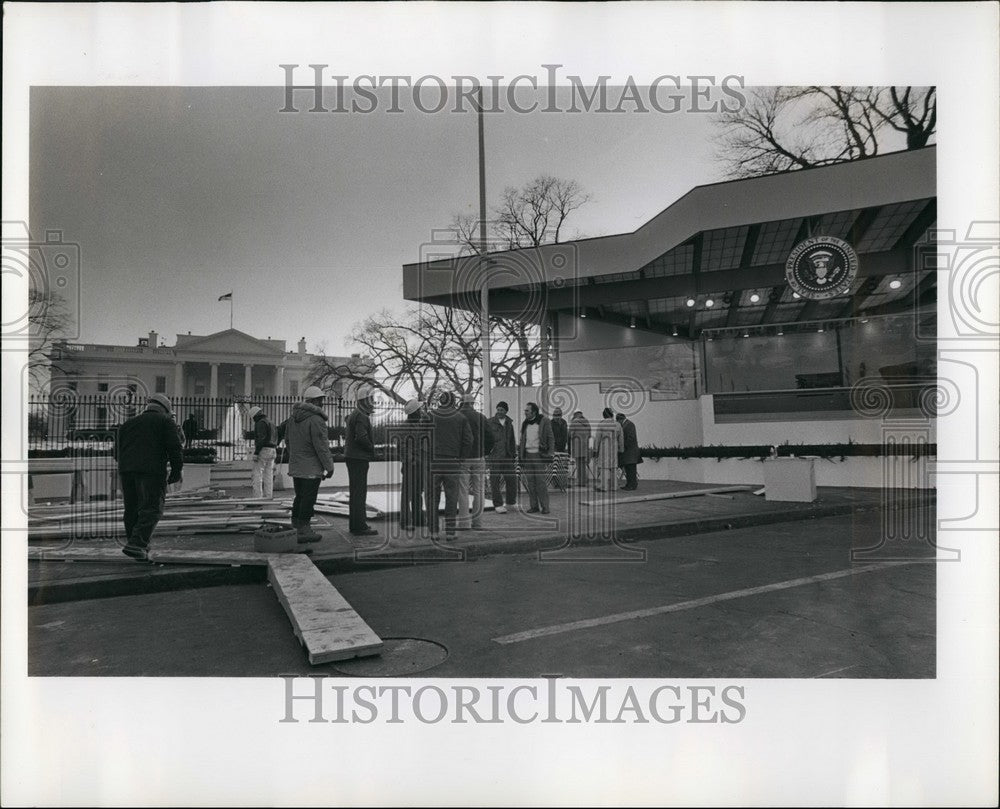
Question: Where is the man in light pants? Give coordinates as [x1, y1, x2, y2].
[457, 393, 493, 530]
[249, 405, 278, 499]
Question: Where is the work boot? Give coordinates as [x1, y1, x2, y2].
[296, 521, 323, 543]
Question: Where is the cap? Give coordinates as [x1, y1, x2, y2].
[495, 400, 509, 411]
[248, 406, 263, 419]
[147, 393, 172, 414]
[302, 385, 325, 400]
[460, 393, 476, 404]
[403, 399, 422, 415]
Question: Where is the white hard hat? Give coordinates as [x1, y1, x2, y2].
[302, 385, 325, 400]
[248, 406, 263, 418]
[403, 399, 422, 415]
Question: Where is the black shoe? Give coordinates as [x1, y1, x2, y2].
[526, 507, 540, 513]
[350, 527, 379, 536]
[540, 509, 550, 514]
[122, 544, 149, 562]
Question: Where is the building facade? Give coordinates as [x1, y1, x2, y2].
[50, 328, 360, 401]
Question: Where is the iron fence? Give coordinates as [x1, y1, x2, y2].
[28, 394, 407, 463]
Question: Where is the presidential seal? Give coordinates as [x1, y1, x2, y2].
[785, 236, 859, 300]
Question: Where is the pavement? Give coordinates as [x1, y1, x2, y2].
[26, 479, 931, 605]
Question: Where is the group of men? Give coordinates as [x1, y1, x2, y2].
[393, 393, 642, 540]
[112, 385, 642, 560]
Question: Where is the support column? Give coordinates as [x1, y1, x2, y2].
[274, 365, 285, 396]
[173, 361, 185, 396]
[209, 363, 219, 398]
[244, 364, 253, 396]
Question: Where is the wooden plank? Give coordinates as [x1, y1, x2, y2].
[582, 486, 752, 507]
[267, 554, 382, 664]
[28, 547, 277, 566]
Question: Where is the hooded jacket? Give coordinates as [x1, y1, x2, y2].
[284, 402, 336, 478]
[487, 413, 517, 461]
[345, 401, 376, 461]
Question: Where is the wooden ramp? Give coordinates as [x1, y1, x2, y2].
[267, 554, 383, 665]
[28, 547, 277, 566]
[582, 485, 752, 507]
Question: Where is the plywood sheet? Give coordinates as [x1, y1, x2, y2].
[267, 554, 382, 664]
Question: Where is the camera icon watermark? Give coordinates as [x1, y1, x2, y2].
[1, 220, 82, 347]
[917, 221, 999, 341]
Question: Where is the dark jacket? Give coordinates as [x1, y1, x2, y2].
[459, 404, 494, 459]
[430, 406, 473, 461]
[519, 415, 555, 460]
[345, 404, 376, 461]
[487, 414, 517, 461]
[617, 417, 642, 465]
[182, 415, 198, 440]
[115, 407, 184, 478]
[396, 412, 432, 466]
[551, 416, 569, 453]
[252, 413, 278, 454]
[568, 414, 592, 458]
[284, 402, 336, 478]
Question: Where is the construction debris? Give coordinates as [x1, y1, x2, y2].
[582, 485, 752, 507]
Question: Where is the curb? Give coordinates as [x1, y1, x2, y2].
[27, 499, 892, 605]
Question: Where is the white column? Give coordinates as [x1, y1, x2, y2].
[274, 366, 285, 395]
[173, 361, 184, 396]
[209, 363, 219, 398]
[244, 364, 253, 396]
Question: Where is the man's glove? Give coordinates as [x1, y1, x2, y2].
[167, 470, 182, 484]
[323, 469, 334, 480]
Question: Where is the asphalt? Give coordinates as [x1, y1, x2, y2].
[26, 480, 930, 605]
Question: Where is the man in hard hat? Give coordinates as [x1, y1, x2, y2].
[114, 392, 184, 561]
[284, 385, 336, 543]
[344, 384, 378, 536]
[248, 405, 278, 499]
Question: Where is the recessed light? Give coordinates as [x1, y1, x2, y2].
[889, 278, 902, 290]
[686, 298, 696, 308]
[792, 292, 801, 299]
[749, 293, 760, 303]
[705, 298, 715, 308]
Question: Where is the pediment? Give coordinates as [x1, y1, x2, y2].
[175, 329, 285, 357]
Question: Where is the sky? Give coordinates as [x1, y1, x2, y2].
[30, 84, 723, 356]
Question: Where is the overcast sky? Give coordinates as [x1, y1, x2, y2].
[31, 84, 724, 356]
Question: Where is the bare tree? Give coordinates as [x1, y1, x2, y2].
[448, 174, 591, 388]
[714, 86, 936, 179]
[307, 305, 543, 402]
[28, 289, 77, 387]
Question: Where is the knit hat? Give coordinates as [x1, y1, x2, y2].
[553, 407, 563, 416]
[302, 385, 325, 400]
[248, 406, 263, 419]
[403, 399, 422, 416]
[147, 393, 172, 414]
[496, 400, 509, 412]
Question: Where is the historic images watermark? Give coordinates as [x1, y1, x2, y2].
[278, 65, 746, 115]
[279, 676, 747, 725]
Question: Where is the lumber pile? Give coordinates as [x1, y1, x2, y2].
[27, 493, 292, 540]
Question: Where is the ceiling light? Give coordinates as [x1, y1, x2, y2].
[686, 298, 696, 308]
[817, 326, 824, 333]
[792, 292, 801, 299]
[629, 317, 636, 329]
[580, 311, 587, 318]
[749, 293, 760, 304]
[742, 330, 749, 338]
[705, 298, 715, 308]
[889, 278, 902, 290]
[860, 318, 869, 323]
[777, 329, 784, 336]
[671, 326, 678, 337]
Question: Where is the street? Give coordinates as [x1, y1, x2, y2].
[29, 509, 936, 678]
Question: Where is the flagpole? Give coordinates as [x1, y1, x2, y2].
[230, 295, 234, 330]
[477, 86, 492, 417]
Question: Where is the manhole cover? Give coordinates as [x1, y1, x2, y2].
[330, 638, 448, 677]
